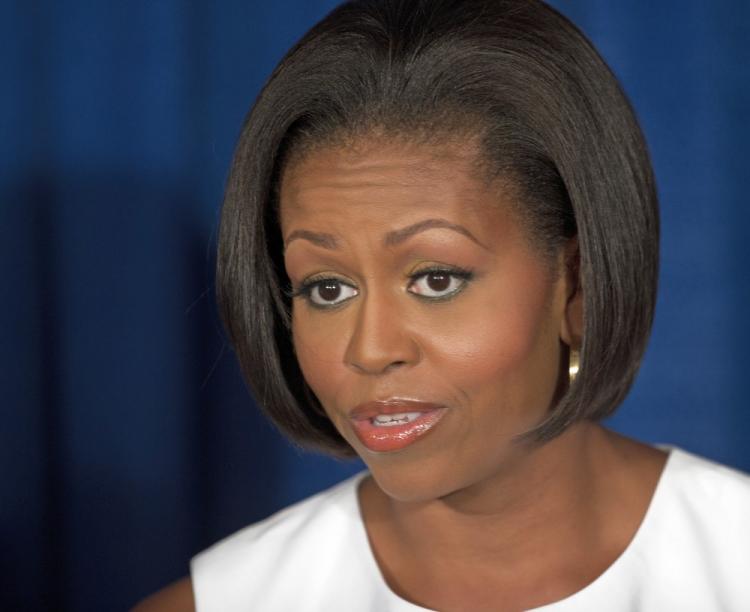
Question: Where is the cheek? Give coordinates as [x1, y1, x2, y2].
[423, 272, 561, 411]
[290, 264, 563, 422]
[291, 310, 351, 403]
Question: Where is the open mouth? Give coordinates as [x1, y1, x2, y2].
[371, 412, 424, 426]
[349, 405, 447, 452]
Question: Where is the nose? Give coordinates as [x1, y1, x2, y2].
[343, 290, 420, 375]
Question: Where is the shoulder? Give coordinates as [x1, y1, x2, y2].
[193, 471, 365, 572]
[638, 447, 750, 600]
[190, 471, 371, 611]
[665, 446, 750, 512]
[131, 577, 194, 612]
[657, 446, 750, 541]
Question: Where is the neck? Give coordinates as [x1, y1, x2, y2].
[388, 422, 602, 563]
[359, 423, 666, 608]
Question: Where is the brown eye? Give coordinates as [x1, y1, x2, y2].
[302, 278, 358, 308]
[408, 268, 473, 300]
[318, 280, 342, 302]
[426, 272, 450, 292]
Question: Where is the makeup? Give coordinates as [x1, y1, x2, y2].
[282, 138, 567, 499]
[349, 399, 447, 452]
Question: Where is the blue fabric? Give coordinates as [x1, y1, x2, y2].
[1, 2, 748, 610]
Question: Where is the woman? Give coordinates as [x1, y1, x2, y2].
[137, 0, 750, 610]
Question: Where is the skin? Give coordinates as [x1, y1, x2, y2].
[131, 577, 194, 612]
[281, 136, 667, 611]
[283, 136, 575, 503]
[136, 135, 666, 611]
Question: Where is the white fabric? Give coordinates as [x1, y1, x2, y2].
[191, 447, 750, 611]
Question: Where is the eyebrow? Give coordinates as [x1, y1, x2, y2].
[284, 218, 486, 251]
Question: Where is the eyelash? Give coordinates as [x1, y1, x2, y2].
[286, 266, 475, 310]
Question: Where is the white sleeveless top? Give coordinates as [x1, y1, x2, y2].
[191, 447, 750, 611]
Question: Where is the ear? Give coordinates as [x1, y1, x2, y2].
[559, 237, 583, 348]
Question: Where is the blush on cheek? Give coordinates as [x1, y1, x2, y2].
[292, 315, 350, 417]
[429, 279, 550, 372]
[423, 272, 559, 419]
[430, 318, 541, 394]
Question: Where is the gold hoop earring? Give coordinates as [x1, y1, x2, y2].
[569, 348, 580, 384]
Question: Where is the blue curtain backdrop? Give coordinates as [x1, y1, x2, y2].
[1, 1, 748, 610]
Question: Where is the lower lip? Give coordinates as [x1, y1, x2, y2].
[350, 408, 447, 453]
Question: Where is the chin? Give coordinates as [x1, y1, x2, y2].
[371, 473, 449, 504]
[360, 450, 466, 504]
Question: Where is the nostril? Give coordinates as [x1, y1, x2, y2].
[342, 300, 421, 374]
[349, 359, 407, 375]
[346, 348, 416, 375]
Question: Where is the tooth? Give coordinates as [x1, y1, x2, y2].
[372, 412, 422, 426]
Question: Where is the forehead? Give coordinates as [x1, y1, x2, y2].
[278, 137, 515, 234]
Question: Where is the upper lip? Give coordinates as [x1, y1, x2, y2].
[349, 399, 445, 421]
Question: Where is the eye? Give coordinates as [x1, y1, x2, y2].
[407, 267, 473, 300]
[293, 277, 358, 308]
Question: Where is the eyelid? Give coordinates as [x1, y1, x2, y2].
[287, 265, 475, 309]
[287, 274, 359, 309]
[408, 264, 473, 279]
[406, 265, 474, 300]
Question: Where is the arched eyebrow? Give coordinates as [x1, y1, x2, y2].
[284, 217, 487, 251]
[283, 229, 338, 250]
[382, 218, 485, 248]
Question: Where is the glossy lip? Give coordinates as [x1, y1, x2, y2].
[348, 399, 448, 453]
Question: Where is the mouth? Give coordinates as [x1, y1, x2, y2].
[348, 399, 448, 453]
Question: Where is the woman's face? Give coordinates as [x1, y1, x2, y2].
[280, 136, 577, 502]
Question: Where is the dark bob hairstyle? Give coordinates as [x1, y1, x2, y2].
[217, 0, 659, 457]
